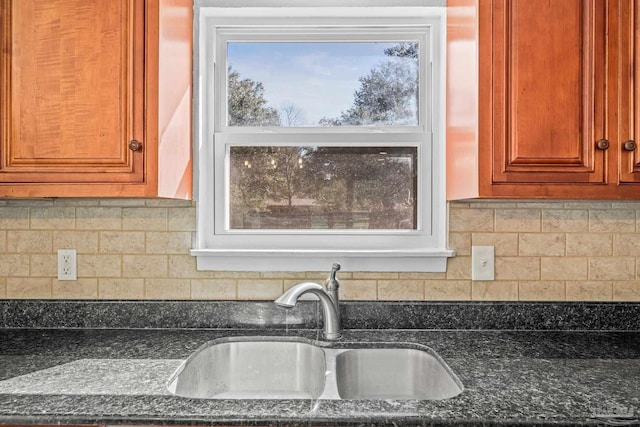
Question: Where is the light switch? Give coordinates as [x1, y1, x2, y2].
[472, 246, 494, 281]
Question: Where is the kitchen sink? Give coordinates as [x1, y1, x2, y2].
[167, 337, 463, 400]
[335, 348, 463, 400]
[166, 338, 326, 399]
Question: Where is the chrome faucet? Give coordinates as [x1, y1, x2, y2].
[274, 263, 342, 340]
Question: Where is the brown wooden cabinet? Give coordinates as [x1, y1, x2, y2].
[0, 0, 192, 198]
[447, 0, 640, 199]
[619, 0, 640, 184]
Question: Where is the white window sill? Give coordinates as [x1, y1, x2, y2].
[191, 249, 455, 272]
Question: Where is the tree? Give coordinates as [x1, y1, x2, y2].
[279, 103, 305, 126]
[338, 60, 418, 125]
[319, 42, 419, 126]
[227, 67, 280, 126]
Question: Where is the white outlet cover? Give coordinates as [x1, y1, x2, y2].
[57, 249, 77, 281]
[471, 246, 494, 281]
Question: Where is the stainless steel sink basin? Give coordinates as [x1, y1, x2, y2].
[166, 338, 326, 399]
[167, 337, 463, 400]
[335, 348, 463, 400]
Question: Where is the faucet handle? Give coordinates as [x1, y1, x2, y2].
[331, 262, 341, 276]
[326, 262, 341, 290]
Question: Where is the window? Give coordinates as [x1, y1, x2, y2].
[192, 2, 453, 272]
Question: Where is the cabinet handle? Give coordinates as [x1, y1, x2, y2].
[623, 140, 637, 151]
[595, 139, 609, 150]
[129, 140, 143, 152]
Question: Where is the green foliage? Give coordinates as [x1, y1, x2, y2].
[227, 67, 280, 126]
[319, 42, 419, 126]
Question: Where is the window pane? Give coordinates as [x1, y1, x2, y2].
[229, 146, 417, 230]
[227, 42, 419, 127]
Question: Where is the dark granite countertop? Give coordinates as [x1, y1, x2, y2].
[0, 301, 639, 427]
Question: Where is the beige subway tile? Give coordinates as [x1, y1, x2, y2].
[145, 279, 191, 300]
[29, 207, 75, 230]
[612, 202, 640, 209]
[424, 280, 471, 300]
[215, 271, 262, 279]
[377, 280, 424, 301]
[446, 256, 471, 280]
[589, 257, 635, 281]
[516, 201, 564, 209]
[448, 201, 470, 208]
[52, 198, 99, 207]
[0, 230, 6, 253]
[565, 202, 613, 209]
[79, 255, 122, 277]
[398, 272, 446, 280]
[53, 231, 99, 254]
[304, 271, 328, 283]
[0, 255, 29, 277]
[168, 207, 197, 231]
[100, 231, 145, 254]
[76, 207, 122, 230]
[589, 209, 636, 233]
[7, 231, 52, 253]
[613, 281, 640, 301]
[449, 207, 494, 232]
[468, 201, 517, 209]
[495, 209, 541, 232]
[237, 280, 283, 300]
[566, 281, 612, 301]
[259, 271, 307, 280]
[472, 281, 518, 301]
[542, 209, 588, 232]
[472, 233, 518, 256]
[340, 279, 377, 300]
[146, 232, 192, 254]
[541, 257, 588, 280]
[191, 279, 237, 299]
[566, 233, 613, 256]
[495, 257, 540, 280]
[351, 272, 399, 280]
[7, 278, 52, 299]
[0, 278, 6, 298]
[98, 278, 145, 299]
[146, 199, 193, 207]
[122, 255, 167, 278]
[122, 208, 167, 231]
[30, 255, 57, 277]
[168, 255, 216, 278]
[52, 279, 98, 299]
[0, 207, 29, 229]
[449, 232, 471, 256]
[6, 199, 53, 207]
[518, 281, 565, 301]
[613, 234, 640, 256]
[518, 233, 565, 256]
[99, 199, 146, 207]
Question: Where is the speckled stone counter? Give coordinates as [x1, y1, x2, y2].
[0, 301, 639, 427]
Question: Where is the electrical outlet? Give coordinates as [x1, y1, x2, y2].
[472, 246, 495, 281]
[57, 249, 77, 281]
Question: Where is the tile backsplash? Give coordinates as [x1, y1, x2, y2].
[0, 199, 638, 301]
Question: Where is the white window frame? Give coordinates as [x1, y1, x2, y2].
[192, 2, 454, 272]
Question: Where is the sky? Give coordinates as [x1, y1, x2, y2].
[227, 42, 409, 126]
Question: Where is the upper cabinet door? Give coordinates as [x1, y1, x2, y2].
[0, 0, 144, 184]
[491, 0, 608, 184]
[619, 0, 640, 183]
